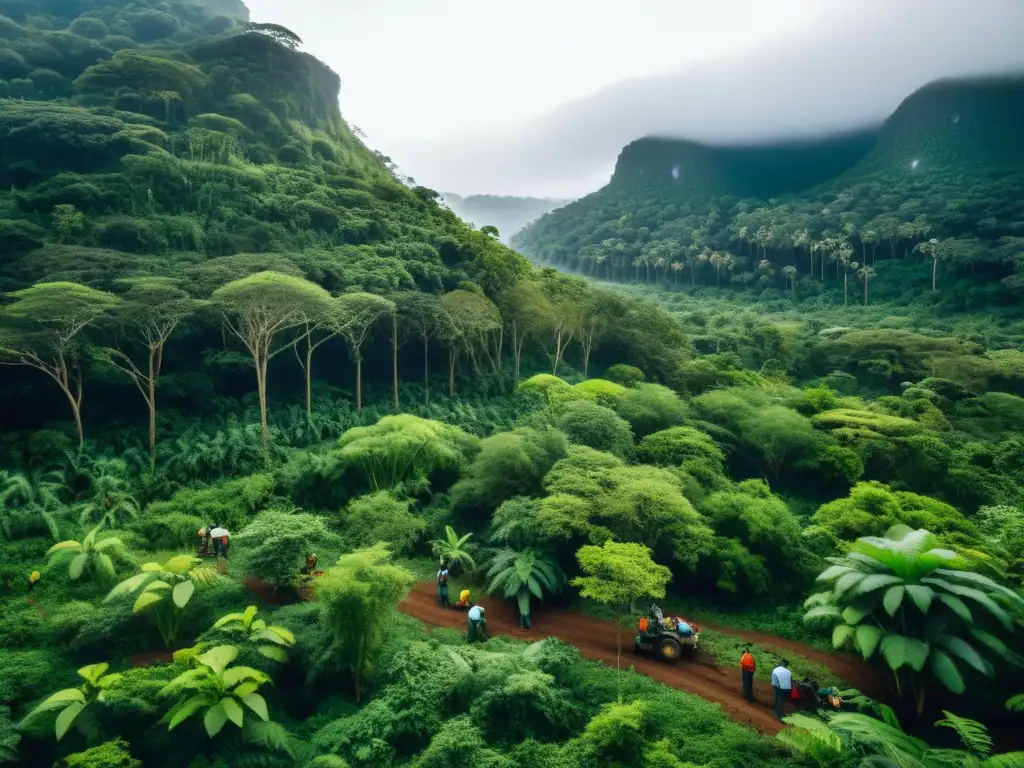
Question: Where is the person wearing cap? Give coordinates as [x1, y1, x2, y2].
[467, 604, 486, 643]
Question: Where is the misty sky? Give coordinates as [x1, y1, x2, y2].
[244, 0, 1024, 198]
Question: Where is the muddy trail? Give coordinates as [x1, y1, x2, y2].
[695, 618, 883, 697]
[401, 583, 812, 734]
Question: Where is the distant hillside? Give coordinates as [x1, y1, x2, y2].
[442, 192, 570, 243]
[513, 74, 1024, 310]
[609, 131, 877, 199]
[842, 74, 1024, 180]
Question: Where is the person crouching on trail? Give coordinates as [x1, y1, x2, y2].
[436, 562, 450, 607]
[467, 604, 486, 643]
[455, 588, 472, 609]
[740, 648, 756, 702]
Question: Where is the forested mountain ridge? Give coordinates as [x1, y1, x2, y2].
[0, 0, 688, 443]
[512, 73, 1024, 311]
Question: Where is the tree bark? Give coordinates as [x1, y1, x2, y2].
[932, 257, 938, 292]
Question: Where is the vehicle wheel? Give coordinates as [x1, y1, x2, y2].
[657, 636, 682, 661]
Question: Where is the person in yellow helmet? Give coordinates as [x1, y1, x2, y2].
[28, 571, 40, 592]
[455, 588, 472, 609]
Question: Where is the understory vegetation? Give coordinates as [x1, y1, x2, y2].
[2, 1, 1023, 767]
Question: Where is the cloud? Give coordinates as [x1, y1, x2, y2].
[389, 0, 1024, 198]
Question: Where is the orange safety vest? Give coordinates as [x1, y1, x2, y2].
[740, 652, 756, 672]
[639, 617, 648, 632]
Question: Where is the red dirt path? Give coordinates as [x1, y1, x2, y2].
[399, 582, 883, 735]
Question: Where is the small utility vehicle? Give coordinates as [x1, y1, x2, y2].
[633, 603, 700, 661]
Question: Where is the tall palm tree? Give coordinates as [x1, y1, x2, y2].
[858, 266, 876, 306]
[486, 548, 566, 628]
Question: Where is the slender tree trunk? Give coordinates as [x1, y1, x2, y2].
[864, 278, 869, 306]
[257, 352, 269, 455]
[423, 333, 430, 405]
[391, 316, 399, 410]
[843, 271, 848, 306]
[304, 341, 313, 417]
[148, 346, 157, 470]
[355, 354, 363, 412]
[65, 378, 84, 450]
[448, 347, 455, 398]
[932, 257, 938, 292]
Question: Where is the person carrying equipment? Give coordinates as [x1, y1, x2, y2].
[436, 562, 450, 607]
[740, 648, 756, 702]
[467, 604, 486, 643]
[197, 527, 210, 556]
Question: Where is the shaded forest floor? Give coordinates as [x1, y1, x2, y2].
[398, 582, 884, 735]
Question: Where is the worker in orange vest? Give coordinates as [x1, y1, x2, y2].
[740, 648, 756, 702]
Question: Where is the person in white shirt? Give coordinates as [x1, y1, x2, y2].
[209, 525, 230, 559]
[771, 660, 792, 721]
[467, 604, 486, 643]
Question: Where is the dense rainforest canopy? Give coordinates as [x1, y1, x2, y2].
[2, 2, 1024, 767]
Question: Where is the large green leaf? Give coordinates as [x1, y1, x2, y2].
[133, 591, 163, 614]
[935, 569, 1024, 610]
[253, 626, 295, 646]
[904, 585, 934, 614]
[855, 625, 884, 659]
[841, 604, 870, 625]
[204, 702, 228, 738]
[880, 635, 929, 672]
[198, 646, 238, 676]
[240, 693, 269, 722]
[222, 666, 267, 688]
[930, 650, 965, 694]
[213, 612, 247, 629]
[78, 664, 109, 686]
[883, 586, 905, 617]
[834, 571, 866, 597]
[817, 564, 857, 582]
[939, 636, 994, 677]
[106, 571, 152, 600]
[69, 553, 87, 581]
[970, 629, 1024, 666]
[803, 605, 842, 624]
[28, 688, 86, 717]
[852, 574, 904, 597]
[54, 701, 84, 741]
[256, 645, 288, 663]
[984, 753, 1024, 767]
[47, 540, 83, 554]
[832, 624, 855, 648]
[925, 579, 1013, 632]
[220, 697, 244, 728]
[168, 695, 207, 731]
[172, 580, 194, 609]
[937, 594, 972, 623]
[96, 554, 116, 581]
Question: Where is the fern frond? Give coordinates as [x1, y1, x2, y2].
[936, 711, 992, 757]
[1006, 694, 1024, 712]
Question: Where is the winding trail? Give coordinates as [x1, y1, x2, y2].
[399, 582, 882, 735]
